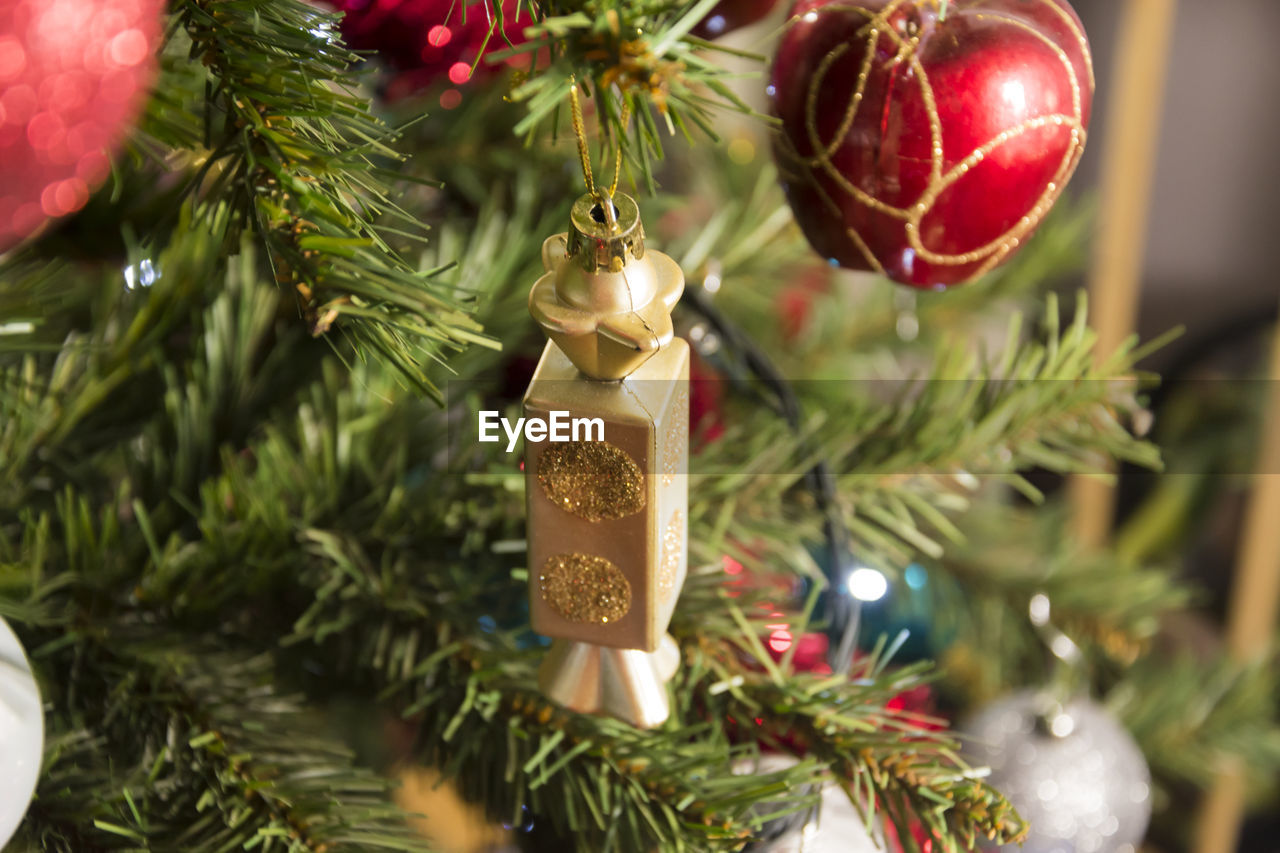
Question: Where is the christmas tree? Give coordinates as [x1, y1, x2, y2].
[1, 1, 1277, 851]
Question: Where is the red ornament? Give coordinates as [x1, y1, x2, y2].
[0, 0, 162, 254]
[775, 263, 833, 342]
[771, 0, 1093, 288]
[334, 0, 531, 99]
[688, 348, 727, 445]
[691, 0, 781, 40]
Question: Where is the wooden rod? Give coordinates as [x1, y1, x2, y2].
[1070, 0, 1178, 547]
[1193, 324, 1280, 853]
[1222, 328, 1280, 658]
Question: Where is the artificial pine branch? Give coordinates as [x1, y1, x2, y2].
[1, 207, 233, 500]
[484, 0, 766, 192]
[682, 613, 1029, 851]
[1112, 654, 1280, 791]
[772, 201, 1095, 372]
[55, 332, 1021, 851]
[146, 0, 497, 400]
[690, 292, 1163, 573]
[12, 631, 422, 852]
[935, 505, 1193, 681]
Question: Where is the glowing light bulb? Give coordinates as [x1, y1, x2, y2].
[448, 62, 471, 85]
[847, 567, 888, 602]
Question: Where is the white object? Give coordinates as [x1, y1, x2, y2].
[0, 617, 43, 846]
[961, 690, 1151, 853]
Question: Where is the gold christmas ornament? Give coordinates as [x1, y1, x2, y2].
[658, 510, 684, 603]
[528, 193, 684, 380]
[540, 553, 633, 624]
[661, 387, 689, 487]
[524, 190, 690, 729]
[526, 341, 688, 652]
[537, 440, 646, 522]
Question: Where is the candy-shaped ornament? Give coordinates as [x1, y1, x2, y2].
[771, 0, 1093, 289]
[524, 193, 689, 729]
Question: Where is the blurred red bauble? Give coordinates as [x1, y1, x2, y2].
[771, 0, 1093, 289]
[691, 0, 781, 40]
[689, 348, 727, 445]
[334, 0, 531, 99]
[0, 0, 162, 254]
[776, 263, 832, 342]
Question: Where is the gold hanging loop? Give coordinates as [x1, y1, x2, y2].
[609, 99, 631, 199]
[568, 79, 596, 198]
[569, 80, 632, 212]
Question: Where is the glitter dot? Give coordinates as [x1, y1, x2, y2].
[540, 553, 631, 624]
[108, 29, 148, 67]
[76, 149, 110, 183]
[27, 111, 66, 152]
[661, 390, 688, 487]
[46, 72, 90, 114]
[11, 202, 44, 234]
[100, 67, 138, 103]
[40, 184, 62, 215]
[0, 38, 26, 81]
[48, 177, 88, 215]
[2, 85, 37, 124]
[658, 509, 683, 602]
[448, 61, 471, 84]
[537, 440, 646, 522]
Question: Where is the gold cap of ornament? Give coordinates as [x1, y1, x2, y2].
[529, 192, 684, 380]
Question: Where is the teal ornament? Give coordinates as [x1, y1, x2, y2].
[849, 563, 958, 663]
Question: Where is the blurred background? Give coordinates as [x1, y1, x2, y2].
[1073, 0, 1280, 348]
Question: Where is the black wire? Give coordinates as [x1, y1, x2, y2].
[681, 285, 861, 673]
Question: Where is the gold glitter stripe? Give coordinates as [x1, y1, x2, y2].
[541, 553, 632, 624]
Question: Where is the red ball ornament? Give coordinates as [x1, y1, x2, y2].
[334, 0, 531, 99]
[771, 0, 1093, 289]
[691, 0, 781, 40]
[0, 0, 162, 254]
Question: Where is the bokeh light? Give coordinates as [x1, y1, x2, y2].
[0, 0, 162, 253]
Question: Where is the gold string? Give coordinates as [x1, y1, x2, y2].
[569, 80, 631, 202]
[568, 79, 595, 197]
[609, 99, 631, 198]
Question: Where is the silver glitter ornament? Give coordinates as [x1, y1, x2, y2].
[961, 691, 1151, 853]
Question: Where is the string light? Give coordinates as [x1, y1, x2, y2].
[846, 567, 888, 602]
[123, 258, 157, 290]
[447, 62, 471, 84]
